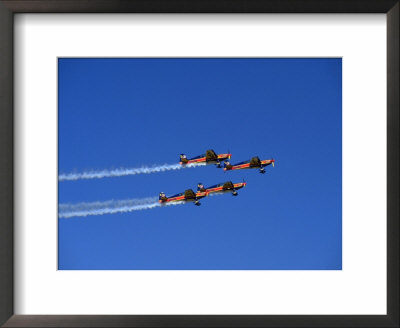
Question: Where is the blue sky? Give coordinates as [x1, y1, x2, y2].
[58, 58, 342, 270]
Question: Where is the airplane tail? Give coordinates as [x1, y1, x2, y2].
[197, 183, 206, 192]
[224, 160, 233, 170]
[179, 154, 189, 164]
[159, 192, 167, 202]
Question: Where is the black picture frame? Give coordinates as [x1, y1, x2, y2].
[0, 1, 398, 327]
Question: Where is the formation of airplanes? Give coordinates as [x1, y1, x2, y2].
[159, 149, 275, 206]
[180, 149, 275, 174]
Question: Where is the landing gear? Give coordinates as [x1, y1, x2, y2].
[232, 190, 238, 196]
[259, 168, 266, 174]
[194, 200, 201, 206]
[216, 162, 221, 168]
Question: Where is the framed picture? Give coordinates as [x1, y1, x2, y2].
[0, 1, 398, 327]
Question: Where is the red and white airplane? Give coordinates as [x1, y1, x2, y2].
[159, 189, 207, 206]
[179, 149, 231, 168]
[224, 156, 275, 174]
[158, 181, 247, 206]
[197, 181, 247, 197]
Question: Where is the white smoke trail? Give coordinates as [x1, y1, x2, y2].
[208, 191, 227, 196]
[58, 163, 206, 181]
[59, 197, 185, 219]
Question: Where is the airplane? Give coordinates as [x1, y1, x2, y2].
[158, 180, 247, 207]
[179, 149, 231, 168]
[159, 189, 207, 206]
[224, 156, 275, 174]
[197, 180, 247, 197]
